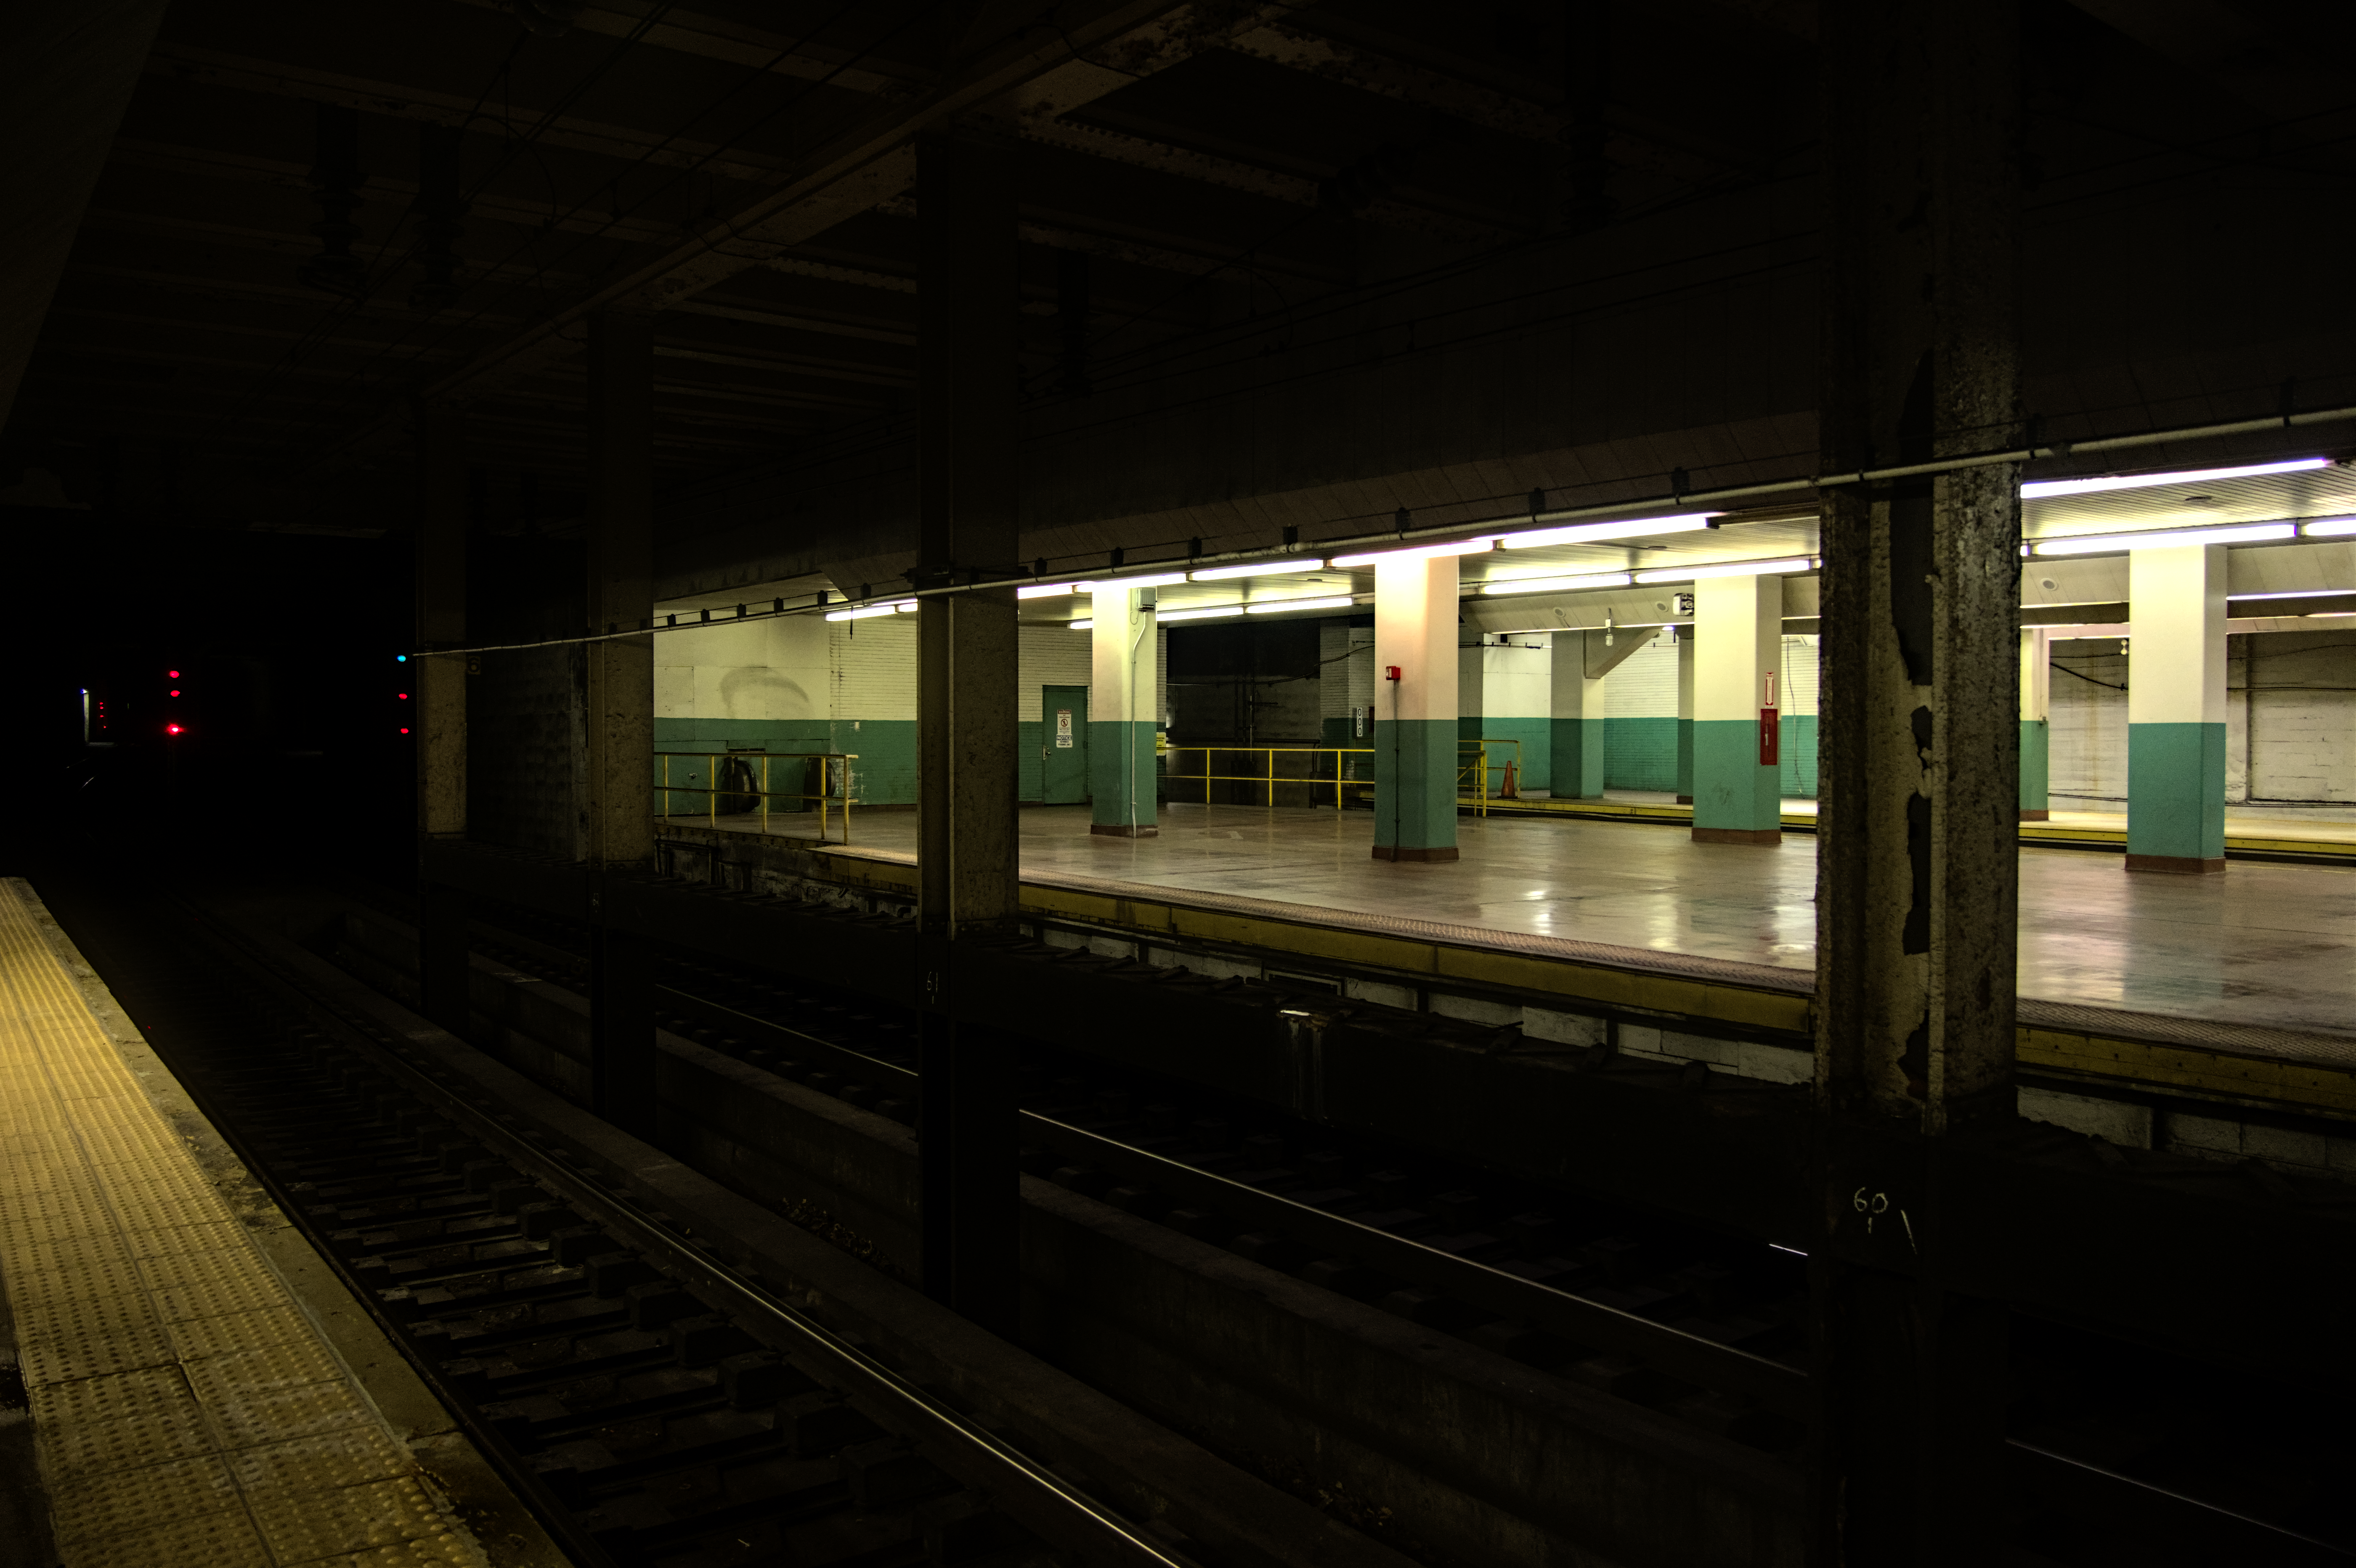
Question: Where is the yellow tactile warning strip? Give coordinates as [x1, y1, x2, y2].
[0, 881, 494, 1567]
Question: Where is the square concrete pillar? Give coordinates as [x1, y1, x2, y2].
[1547, 636, 1605, 800]
[1690, 575, 1783, 844]
[413, 400, 469, 1037]
[1675, 628, 1695, 802]
[2019, 627, 2050, 820]
[1089, 585, 1158, 835]
[580, 310, 657, 1139]
[1372, 554, 1459, 861]
[914, 129, 1021, 1335]
[2127, 544, 2228, 872]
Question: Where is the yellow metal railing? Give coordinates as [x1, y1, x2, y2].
[1161, 745, 1376, 810]
[1459, 737, 1523, 816]
[657, 751, 860, 843]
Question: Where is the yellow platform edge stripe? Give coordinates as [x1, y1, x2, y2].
[0, 879, 549, 1567]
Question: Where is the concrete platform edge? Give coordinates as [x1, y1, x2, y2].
[11, 879, 569, 1568]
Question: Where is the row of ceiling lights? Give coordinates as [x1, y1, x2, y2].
[817, 459, 2351, 623]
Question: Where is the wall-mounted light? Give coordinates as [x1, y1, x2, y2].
[1330, 538, 1499, 568]
[2028, 522, 2295, 556]
[1016, 583, 1078, 599]
[1480, 571, 1634, 596]
[824, 603, 900, 622]
[1157, 605, 1246, 622]
[1069, 619, 1095, 630]
[1499, 513, 1719, 549]
[1244, 596, 1355, 614]
[2300, 516, 2356, 538]
[2020, 458, 2328, 499]
[1632, 556, 1815, 585]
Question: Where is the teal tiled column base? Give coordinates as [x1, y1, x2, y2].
[2019, 719, 2050, 820]
[1691, 718, 1780, 844]
[2127, 722, 2226, 872]
[1088, 719, 1159, 836]
[1373, 718, 1459, 861]
[1548, 716, 1605, 800]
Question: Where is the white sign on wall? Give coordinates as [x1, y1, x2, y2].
[1054, 709, 1074, 748]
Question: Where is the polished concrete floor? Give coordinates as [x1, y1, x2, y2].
[685, 803, 2356, 1037]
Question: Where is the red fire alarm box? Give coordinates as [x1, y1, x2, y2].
[1759, 710, 1780, 766]
[1385, 665, 1402, 682]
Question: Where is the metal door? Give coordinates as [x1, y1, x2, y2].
[1042, 684, 1088, 803]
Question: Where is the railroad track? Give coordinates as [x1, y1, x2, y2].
[411, 887, 2356, 1567]
[43, 869, 2354, 1567]
[39, 879, 1205, 1568]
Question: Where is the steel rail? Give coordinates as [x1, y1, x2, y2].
[190, 899, 1200, 1568]
[628, 970, 1812, 1417]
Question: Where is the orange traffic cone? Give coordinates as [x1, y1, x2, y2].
[1500, 761, 1520, 800]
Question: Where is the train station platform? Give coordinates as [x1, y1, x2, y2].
[665, 800, 2356, 1046]
[0, 880, 547, 1567]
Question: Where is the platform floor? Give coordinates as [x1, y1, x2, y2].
[677, 802, 2356, 1039]
[0, 880, 504, 1566]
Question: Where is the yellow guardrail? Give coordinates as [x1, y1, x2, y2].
[657, 751, 860, 843]
[1457, 738, 1524, 816]
[1161, 745, 1376, 810]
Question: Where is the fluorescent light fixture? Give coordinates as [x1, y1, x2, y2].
[1069, 619, 1094, 630]
[2229, 587, 2356, 601]
[1480, 571, 1634, 596]
[1074, 573, 1189, 592]
[1157, 605, 1245, 622]
[1632, 556, 1815, 585]
[2020, 458, 2328, 499]
[894, 600, 917, 612]
[1329, 538, 1499, 568]
[1017, 583, 1077, 599]
[1244, 596, 1356, 614]
[824, 604, 899, 622]
[1500, 513, 1719, 549]
[2302, 516, 2356, 538]
[1190, 557, 1326, 581]
[2029, 522, 2295, 555]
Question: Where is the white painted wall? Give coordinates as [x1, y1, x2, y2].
[1603, 631, 1679, 718]
[654, 609, 830, 722]
[1457, 640, 1551, 717]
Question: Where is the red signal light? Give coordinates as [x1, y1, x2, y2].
[400, 727, 411, 735]
[397, 692, 409, 700]
[168, 669, 180, 678]
[166, 725, 184, 735]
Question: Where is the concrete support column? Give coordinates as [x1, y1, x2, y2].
[1674, 629, 1695, 802]
[2019, 627, 2050, 820]
[1089, 586, 1158, 836]
[1546, 636, 1605, 800]
[1812, 0, 2022, 1557]
[915, 130, 1021, 1333]
[1371, 555, 1459, 861]
[2127, 545, 2228, 873]
[414, 401, 470, 1035]
[582, 311, 657, 1138]
[1690, 576, 1783, 844]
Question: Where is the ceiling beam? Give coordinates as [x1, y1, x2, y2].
[403, 0, 1285, 411]
[439, 0, 926, 98]
[1221, 21, 1771, 184]
[144, 43, 795, 184]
